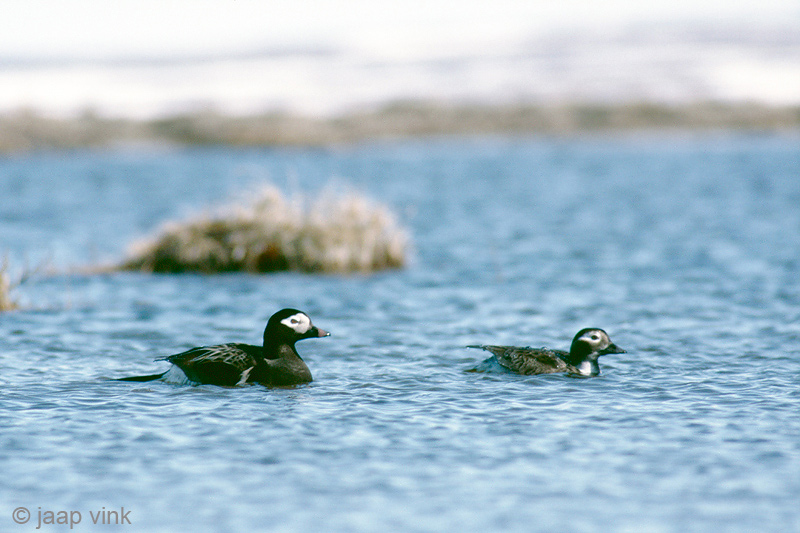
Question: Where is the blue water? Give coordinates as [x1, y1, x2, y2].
[2, 133, 800, 532]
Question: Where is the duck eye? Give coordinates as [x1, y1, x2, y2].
[291, 319, 299, 325]
[591, 334, 599, 341]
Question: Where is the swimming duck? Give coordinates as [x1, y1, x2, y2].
[468, 328, 624, 377]
[117, 308, 329, 386]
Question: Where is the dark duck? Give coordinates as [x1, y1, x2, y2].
[468, 328, 625, 377]
[117, 308, 329, 386]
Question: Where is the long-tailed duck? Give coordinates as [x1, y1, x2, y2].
[117, 308, 329, 386]
[468, 328, 625, 377]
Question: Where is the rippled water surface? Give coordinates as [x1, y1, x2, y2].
[2, 134, 800, 532]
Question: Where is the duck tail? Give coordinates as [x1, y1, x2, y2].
[114, 372, 166, 382]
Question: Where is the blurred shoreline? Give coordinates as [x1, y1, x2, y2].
[2, 101, 799, 152]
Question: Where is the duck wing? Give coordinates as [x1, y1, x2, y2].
[470, 345, 572, 375]
[162, 343, 262, 385]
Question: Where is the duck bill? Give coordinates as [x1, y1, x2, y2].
[601, 343, 625, 355]
[311, 326, 330, 338]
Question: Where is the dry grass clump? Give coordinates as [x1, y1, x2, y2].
[119, 185, 409, 274]
[0, 264, 17, 311]
[1, 256, 37, 312]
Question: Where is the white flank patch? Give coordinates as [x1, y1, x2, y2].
[281, 313, 312, 334]
[161, 366, 193, 385]
[236, 367, 254, 386]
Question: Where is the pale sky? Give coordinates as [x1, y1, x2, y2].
[2, 0, 798, 59]
[1, 1, 798, 116]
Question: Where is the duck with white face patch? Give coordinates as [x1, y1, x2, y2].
[116, 308, 330, 386]
[468, 328, 625, 377]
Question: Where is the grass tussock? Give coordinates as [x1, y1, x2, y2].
[0, 256, 40, 312]
[0, 265, 17, 312]
[118, 185, 409, 274]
